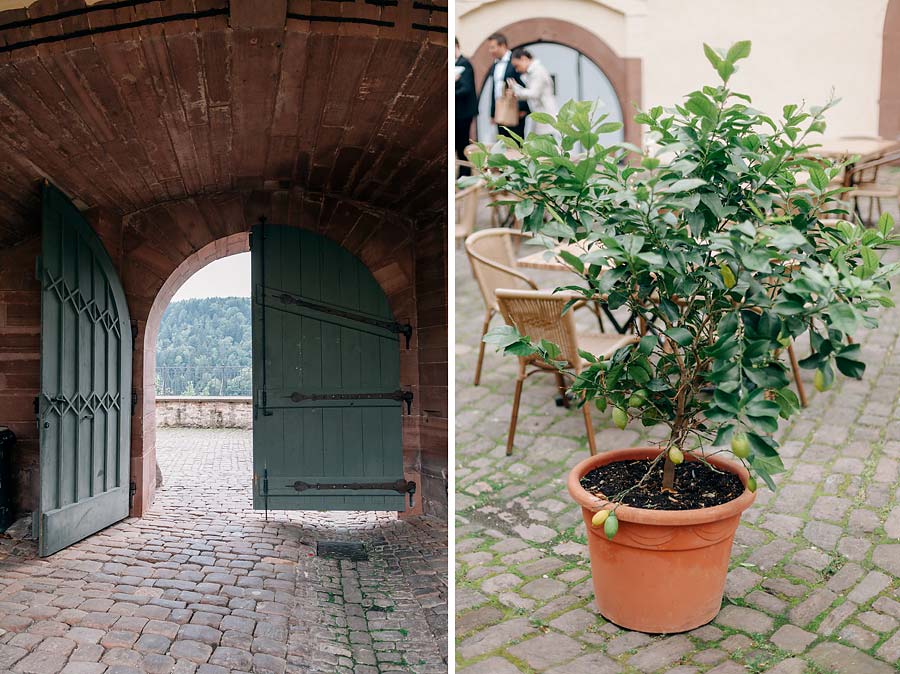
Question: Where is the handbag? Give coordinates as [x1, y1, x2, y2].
[495, 84, 520, 127]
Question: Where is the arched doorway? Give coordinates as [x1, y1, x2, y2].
[469, 17, 642, 148]
[127, 197, 424, 518]
[475, 41, 625, 145]
[0, 0, 448, 532]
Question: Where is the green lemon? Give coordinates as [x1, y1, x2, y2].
[719, 263, 737, 289]
[731, 433, 751, 459]
[612, 406, 628, 430]
[604, 512, 619, 539]
[747, 477, 758, 492]
[628, 390, 647, 408]
[813, 369, 830, 392]
[591, 510, 610, 528]
[668, 446, 684, 465]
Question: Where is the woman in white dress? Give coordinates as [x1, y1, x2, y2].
[507, 48, 559, 136]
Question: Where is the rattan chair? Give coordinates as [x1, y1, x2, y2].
[496, 288, 639, 456]
[466, 229, 538, 385]
[455, 182, 481, 247]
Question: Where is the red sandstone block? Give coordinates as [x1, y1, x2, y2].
[0, 393, 38, 421]
[6, 302, 40, 327]
[0, 332, 40, 351]
[6, 374, 40, 390]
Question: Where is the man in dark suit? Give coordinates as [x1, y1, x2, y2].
[455, 38, 478, 177]
[486, 32, 529, 139]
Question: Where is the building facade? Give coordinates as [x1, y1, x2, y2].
[458, 0, 899, 143]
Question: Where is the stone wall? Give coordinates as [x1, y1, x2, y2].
[156, 397, 252, 430]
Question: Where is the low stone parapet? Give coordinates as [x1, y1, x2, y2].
[156, 396, 252, 429]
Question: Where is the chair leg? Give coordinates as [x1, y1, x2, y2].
[591, 302, 605, 332]
[555, 371, 570, 408]
[506, 360, 527, 456]
[582, 404, 597, 456]
[787, 343, 808, 408]
[473, 308, 494, 386]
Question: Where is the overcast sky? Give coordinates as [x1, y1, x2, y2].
[171, 253, 251, 301]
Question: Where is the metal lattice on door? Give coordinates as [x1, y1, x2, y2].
[37, 183, 132, 557]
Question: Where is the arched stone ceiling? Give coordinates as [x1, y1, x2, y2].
[0, 0, 448, 248]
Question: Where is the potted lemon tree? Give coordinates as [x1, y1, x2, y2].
[467, 42, 900, 632]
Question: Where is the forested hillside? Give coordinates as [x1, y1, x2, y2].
[156, 297, 252, 396]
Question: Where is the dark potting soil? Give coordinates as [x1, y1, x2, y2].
[580, 459, 745, 510]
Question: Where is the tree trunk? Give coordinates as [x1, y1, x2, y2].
[662, 455, 676, 492]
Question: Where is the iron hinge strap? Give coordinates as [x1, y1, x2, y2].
[288, 389, 413, 414]
[270, 289, 414, 348]
[287, 478, 417, 507]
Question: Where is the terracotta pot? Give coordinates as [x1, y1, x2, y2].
[566, 447, 756, 633]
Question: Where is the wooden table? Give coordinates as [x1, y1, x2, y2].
[807, 137, 900, 163]
[517, 244, 639, 334]
[517, 242, 590, 272]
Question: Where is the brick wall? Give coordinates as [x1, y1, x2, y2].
[156, 397, 252, 429]
[414, 216, 449, 519]
[0, 237, 41, 516]
[0, 190, 448, 519]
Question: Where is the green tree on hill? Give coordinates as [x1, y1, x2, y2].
[156, 297, 252, 396]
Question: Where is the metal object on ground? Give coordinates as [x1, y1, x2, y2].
[316, 540, 369, 561]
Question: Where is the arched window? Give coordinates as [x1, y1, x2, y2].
[477, 41, 625, 146]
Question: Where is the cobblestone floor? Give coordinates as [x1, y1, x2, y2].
[455, 199, 900, 673]
[0, 428, 448, 674]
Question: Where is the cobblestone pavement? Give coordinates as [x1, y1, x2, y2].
[0, 428, 448, 674]
[455, 198, 900, 673]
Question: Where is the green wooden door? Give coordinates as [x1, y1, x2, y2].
[37, 183, 132, 557]
[251, 225, 410, 511]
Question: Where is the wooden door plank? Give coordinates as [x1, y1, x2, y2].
[252, 225, 405, 512]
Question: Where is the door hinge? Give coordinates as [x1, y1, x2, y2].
[131, 390, 138, 415]
[269, 288, 415, 348]
[129, 481, 136, 508]
[287, 389, 414, 414]
[287, 478, 417, 508]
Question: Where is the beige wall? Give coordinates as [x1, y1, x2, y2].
[458, 0, 890, 139]
[458, 0, 636, 56]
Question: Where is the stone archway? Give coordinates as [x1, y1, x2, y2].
[0, 0, 448, 524]
[469, 17, 642, 147]
[880, 0, 900, 140]
[123, 190, 424, 516]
